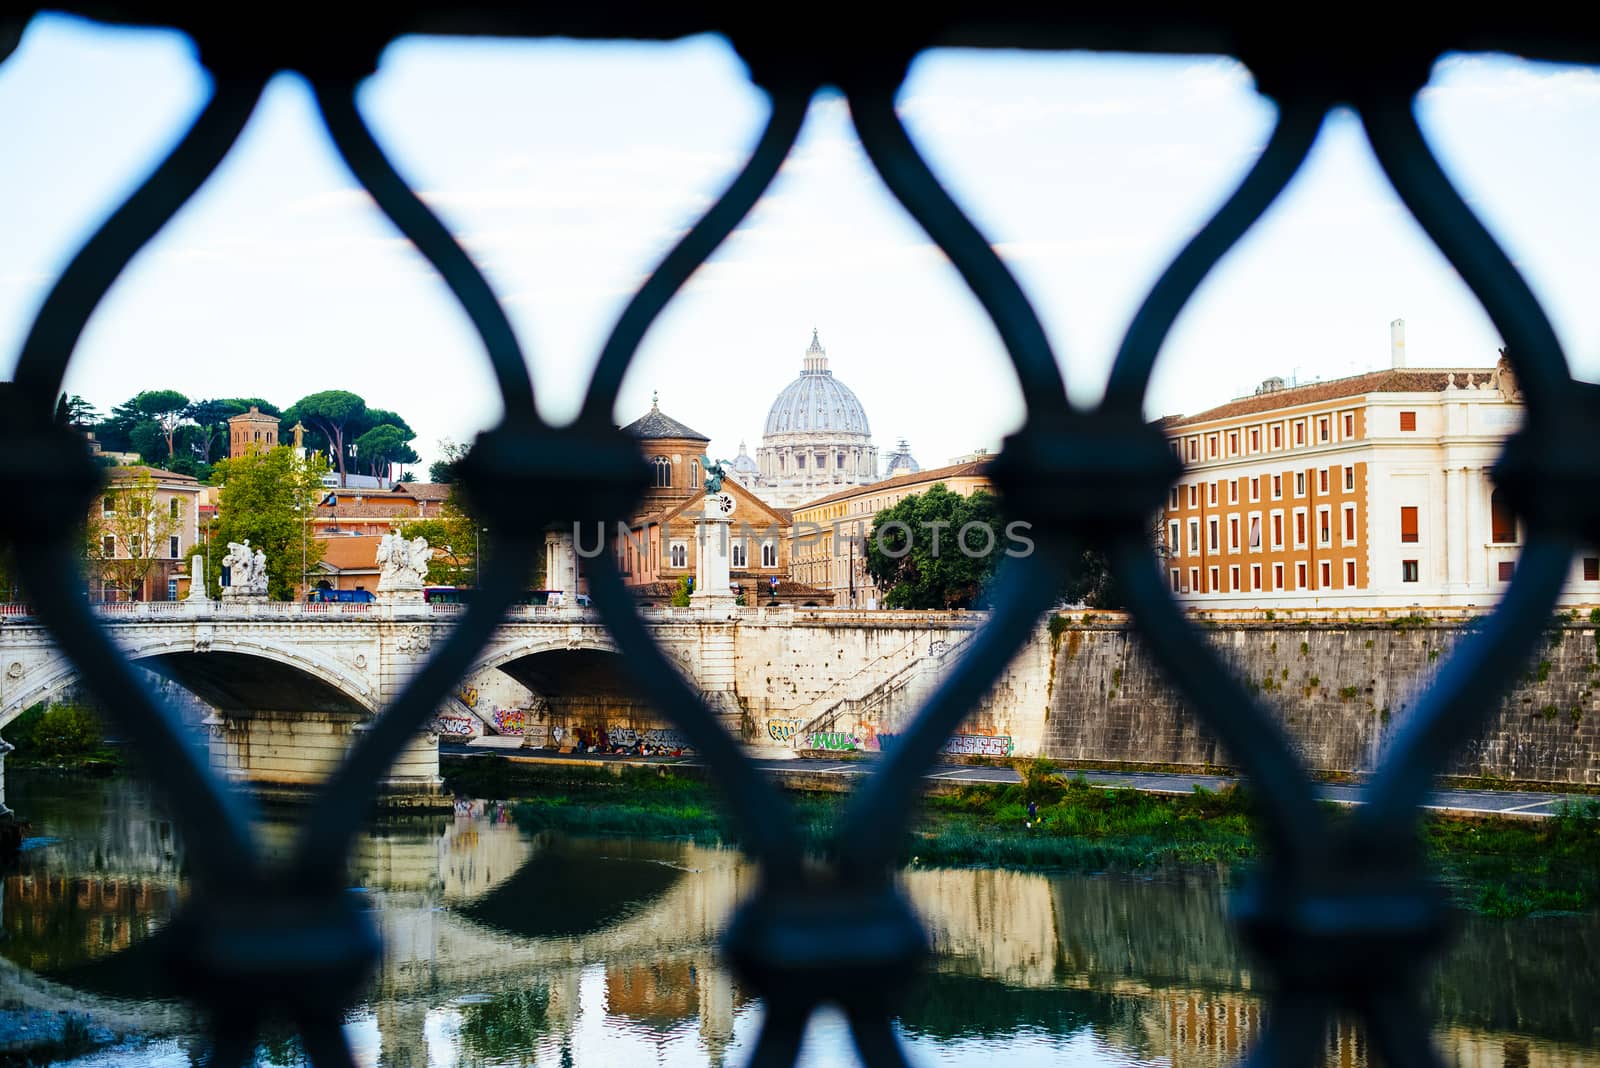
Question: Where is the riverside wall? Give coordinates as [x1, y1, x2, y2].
[1022, 615, 1600, 786]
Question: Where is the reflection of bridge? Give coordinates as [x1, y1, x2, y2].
[0, 606, 997, 809]
[4, 786, 1596, 1068]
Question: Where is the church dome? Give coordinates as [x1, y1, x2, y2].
[731, 440, 760, 479]
[881, 437, 921, 479]
[763, 329, 871, 437]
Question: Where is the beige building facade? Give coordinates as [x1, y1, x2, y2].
[788, 460, 993, 608]
[90, 466, 204, 602]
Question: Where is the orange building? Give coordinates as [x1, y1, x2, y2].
[227, 406, 279, 458]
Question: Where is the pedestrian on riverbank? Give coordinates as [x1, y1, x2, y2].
[1026, 800, 1037, 828]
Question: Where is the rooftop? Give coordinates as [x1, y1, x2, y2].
[794, 459, 991, 511]
[620, 393, 710, 443]
[1164, 365, 1503, 428]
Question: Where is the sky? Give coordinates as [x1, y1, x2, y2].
[2, 15, 1598, 474]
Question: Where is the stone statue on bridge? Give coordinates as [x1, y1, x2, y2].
[378, 533, 431, 605]
[220, 540, 268, 599]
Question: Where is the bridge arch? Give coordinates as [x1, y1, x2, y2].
[1, 633, 376, 731]
[473, 636, 687, 740]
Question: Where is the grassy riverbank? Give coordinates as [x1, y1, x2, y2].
[441, 756, 1600, 918]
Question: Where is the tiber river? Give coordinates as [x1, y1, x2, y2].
[2, 770, 1597, 1067]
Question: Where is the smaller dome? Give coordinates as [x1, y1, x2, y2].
[731, 440, 760, 478]
[882, 437, 920, 479]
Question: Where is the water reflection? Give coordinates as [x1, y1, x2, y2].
[1, 771, 1596, 1067]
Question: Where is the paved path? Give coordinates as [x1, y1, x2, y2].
[441, 744, 1589, 820]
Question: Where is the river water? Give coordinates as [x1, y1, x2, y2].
[1, 770, 1596, 1067]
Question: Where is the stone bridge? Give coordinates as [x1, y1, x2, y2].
[0, 602, 1003, 808]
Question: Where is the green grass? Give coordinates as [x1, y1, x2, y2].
[441, 758, 1600, 918]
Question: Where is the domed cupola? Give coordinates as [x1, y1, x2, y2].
[754, 329, 879, 508]
[763, 329, 872, 437]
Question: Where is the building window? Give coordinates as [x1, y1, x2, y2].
[1229, 565, 1240, 591]
[1169, 487, 1179, 510]
[102, 495, 114, 516]
[1318, 507, 1331, 546]
[669, 542, 687, 568]
[1294, 421, 1306, 446]
[690, 459, 700, 488]
[1584, 558, 1599, 581]
[1272, 425, 1283, 449]
[1189, 567, 1199, 593]
[1250, 477, 1260, 502]
[1345, 559, 1357, 587]
[762, 541, 778, 568]
[1399, 411, 1417, 431]
[1273, 563, 1284, 590]
[1295, 512, 1307, 547]
[167, 577, 179, 601]
[1168, 521, 1180, 554]
[1272, 475, 1282, 499]
[1250, 428, 1260, 451]
[1296, 562, 1308, 588]
[1188, 520, 1199, 555]
[1251, 564, 1261, 591]
[1209, 566, 1220, 592]
[1295, 472, 1305, 496]
[1229, 480, 1239, 504]
[170, 498, 180, 519]
[169, 535, 180, 559]
[1320, 561, 1332, 588]
[1343, 505, 1356, 542]
[1344, 466, 1355, 492]
[652, 456, 672, 488]
[731, 541, 747, 568]
[1490, 488, 1517, 544]
[1343, 412, 1355, 438]
[1229, 517, 1240, 551]
[1208, 435, 1218, 458]
[1403, 560, 1420, 583]
[1272, 513, 1283, 549]
[101, 534, 115, 556]
[1319, 469, 1329, 494]
[1208, 519, 1219, 552]
[1209, 483, 1217, 505]
[1171, 569, 1182, 593]
[1188, 439, 1198, 462]
[1189, 485, 1198, 507]
[1228, 432, 1238, 455]
[1498, 561, 1515, 582]
[1400, 506, 1419, 543]
[1318, 417, 1330, 443]
[129, 534, 142, 557]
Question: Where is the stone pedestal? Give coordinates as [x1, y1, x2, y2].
[219, 587, 266, 604]
[545, 529, 579, 607]
[692, 495, 737, 616]
[377, 577, 425, 607]
[185, 555, 208, 602]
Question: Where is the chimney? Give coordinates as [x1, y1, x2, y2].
[1390, 318, 1407, 369]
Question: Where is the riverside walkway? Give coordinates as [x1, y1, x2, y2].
[439, 744, 1592, 820]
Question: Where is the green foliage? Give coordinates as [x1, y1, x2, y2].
[865, 484, 1006, 609]
[670, 576, 692, 607]
[8, 702, 115, 765]
[353, 423, 419, 479]
[130, 389, 189, 459]
[283, 390, 367, 484]
[1047, 613, 1070, 649]
[1299, 641, 1310, 656]
[458, 987, 552, 1061]
[1338, 685, 1359, 701]
[429, 437, 468, 483]
[210, 447, 328, 600]
[1590, 607, 1600, 626]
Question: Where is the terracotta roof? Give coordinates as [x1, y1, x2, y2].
[316, 535, 384, 572]
[793, 460, 992, 511]
[1165, 367, 1499, 428]
[396, 482, 452, 501]
[108, 465, 199, 484]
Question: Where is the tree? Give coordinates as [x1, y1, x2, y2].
[354, 423, 419, 480]
[87, 471, 181, 601]
[131, 390, 190, 459]
[185, 397, 282, 467]
[283, 391, 366, 487]
[429, 438, 469, 484]
[54, 393, 98, 428]
[129, 420, 166, 464]
[210, 447, 329, 600]
[865, 484, 1008, 610]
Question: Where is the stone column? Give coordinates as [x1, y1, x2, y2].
[693, 496, 736, 615]
[1445, 467, 1466, 591]
[1464, 468, 1485, 592]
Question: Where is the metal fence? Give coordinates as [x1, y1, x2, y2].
[2, 9, 1598, 1068]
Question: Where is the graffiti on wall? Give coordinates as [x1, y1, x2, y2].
[433, 714, 476, 737]
[876, 732, 1014, 758]
[766, 718, 802, 743]
[606, 726, 694, 753]
[808, 731, 860, 752]
[458, 686, 479, 708]
[493, 707, 531, 735]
